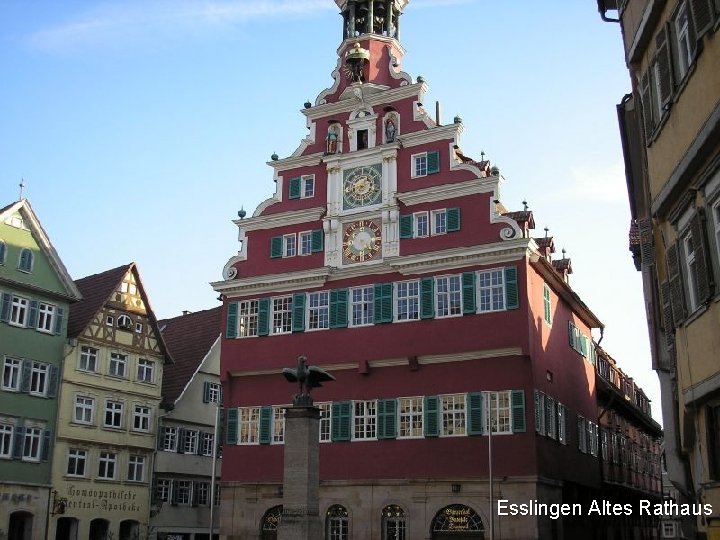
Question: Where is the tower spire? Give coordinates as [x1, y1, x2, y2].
[337, 1, 408, 40]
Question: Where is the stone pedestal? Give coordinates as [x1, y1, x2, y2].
[278, 405, 322, 540]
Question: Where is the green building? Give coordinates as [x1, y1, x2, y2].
[0, 199, 81, 540]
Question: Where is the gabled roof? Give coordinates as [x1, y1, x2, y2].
[0, 199, 81, 301]
[68, 263, 173, 363]
[158, 307, 221, 406]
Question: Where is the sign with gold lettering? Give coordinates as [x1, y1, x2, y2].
[432, 504, 484, 532]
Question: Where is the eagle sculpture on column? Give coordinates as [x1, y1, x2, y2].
[282, 355, 335, 406]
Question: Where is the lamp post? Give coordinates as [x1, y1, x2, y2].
[485, 391, 495, 540]
[209, 403, 222, 540]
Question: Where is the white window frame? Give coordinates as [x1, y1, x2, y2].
[674, 2, 692, 79]
[127, 455, 145, 482]
[0, 422, 14, 458]
[272, 406, 285, 444]
[74, 395, 95, 425]
[2, 357, 22, 392]
[67, 448, 87, 477]
[37, 303, 55, 333]
[98, 452, 117, 479]
[486, 391, 512, 434]
[651, 60, 663, 124]
[201, 432, 215, 456]
[207, 382, 222, 404]
[156, 479, 171, 502]
[299, 231, 313, 256]
[662, 521, 677, 538]
[109, 353, 127, 378]
[175, 480, 192, 505]
[440, 394, 466, 437]
[411, 152, 428, 177]
[682, 228, 699, 311]
[18, 248, 33, 273]
[29, 361, 49, 397]
[22, 426, 42, 462]
[162, 427, 177, 452]
[132, 405, 151, 432]
[239, 407, 260, 444]
[318, 402, 331, 443]
[431, 209, 447, 235]
[238, 299, 259, 338]
[712, 199, 720, 260]
[136, 358, 154, 384]
[196, 482, 210, 506]
[283, 234, 296, 258]
[543, 284, 552, 325]
[117, 314, 133, 330]
[78, 346, 98, 372]
[435, 275, 462, 318]
[104, 400, 123, 429]
[413, 212, 429, 238]
[272, 296, 293, 335]
[301, 175, 315, 198]
[307, 291, 329, 331]
[398, 396, 423, 439]
[349, 286, 374, 327]
[9, 295, 28, 327]
[477, 269, 506, 313]
[395, 280, 420, 322]
[184, 429, 199, 454]
[353, 400, 377, 440]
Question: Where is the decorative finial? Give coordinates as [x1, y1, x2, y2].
[416, 75, 425, 83]
[523, 200, 528, 211]
[238, 207, 247, 219]
[19, 178, 25, 200]
[271, 152, 279, 161]
[562, 248, 567, 259]
[453, 115, 462, 124]
[490, 165, 500, 176]
[480, 151, 485, 161]
[544, 227, 549, 238]
[304, 100, 312, 109]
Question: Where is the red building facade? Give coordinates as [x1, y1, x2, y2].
[213, 2, 661, 538]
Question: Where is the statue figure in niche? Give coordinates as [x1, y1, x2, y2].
[326, 124, 339, 154]
[384, 113, 397, 143]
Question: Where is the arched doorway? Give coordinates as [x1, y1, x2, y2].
[89, 518, 109, 540]
[119, 520, 140, 540]
[325, 505, 349, 540]
[381, 505, 406, 540]
[260, 505, 282, 540]
[56, 517, 79, 540]
[431, 504, 484, 540]
[8, 511, 33, 540]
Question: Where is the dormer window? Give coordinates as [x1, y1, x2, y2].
[348, 108, 377, 151]
[18, 248, 33, 273]
[117, 314, 133, 330]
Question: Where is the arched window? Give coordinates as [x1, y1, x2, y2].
[8, 511, 33, 540]
[55, 517, 79, 540]
[260, 505, 282, 540]
[382, 504, 406, 540]
[325, 504, 349, 540]
[431, 504, 484, 539]
[89, 518, 109, 540]
[18, 248, 33, 272]
[119, 519, 140, 540]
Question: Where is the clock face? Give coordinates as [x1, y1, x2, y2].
[342, 220, 382, 263]
[343, 164, 382, 209]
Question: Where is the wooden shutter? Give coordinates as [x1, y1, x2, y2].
[203, 381, 211, 403]
[377, 399, 397, 440]
[399, 215, 413, 239]
[689, 210, 714, 304]
[512, 390, 526, 433]
[330, 289, 348, 328]
[446, 207, 461, 232]
[640, 72, 654, 144]
[259, 406, 272, 445]
[20, 361, 31, 393]
[288, 177, 302, 199]
[270, 236, 283, 258]
[311, 229, 324, 253]
[12, 425, 25, 459]
[666, 242, 688, 324]
[427, 151, 440, 174]
[504, 267, 519, 309]
[638, 217, 655, 269]
[292, 293, 306, 332]
[28, 301, 39, 329]
[157, 427, 166, 450]
[655, 26, 674, 107]
[660, 280, 677, 350]
[462, 272, 476, 314]
[177, 429, 186, 454]
[53, 307, 65, 335]
[41, 430, 51, 461]
[423, 395, 439, 437]
[466, 392, 484, 435]
[689, 0, 716, 38]
[257, 298, 270, 336]
[226, 409, 238, 444]
[331, 401, 351, 441]
[226, 302, 238, 338]
[534, 391, 543, 434]
[47, 365, 59, 398]
[373, 283, 393, 324]
[420, 277, 435, 319]
[0, 293, 10, 322]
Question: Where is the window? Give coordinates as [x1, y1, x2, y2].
[136, 359, 154, 383]
[382, 505, 406, 540]
[273, 406, 285, 443]
[106, 316, 114, 326]
[395, 281, 419, 321]
[10, 296, 28, 326]
[558, 404, 568, 444]
[283, 234, 296, 258]
[239, 407, 260, 444]
[0, 422, 13, 457]
[568, 321, 589, 357]
[544, 396, 557, 439]
[117, 314, 133, 330]
[272, 296, 293, 335]
[398, 397, 423, 438]
[196, 482, 210, 506]
[477, 269, 505, 312]
[713, 200, 720, 259]
[22, 427, 42, 461]
[318, 402, 331, 442]
[578, 416, 587, 453]
[662, 522, 677, 538]
[156, 479, 172, 502]
[184, 430, 199, 454]
[37, 303, 55, 333]
[74, 396, 94, 424]
[67, 449, 87, 477]
[132, 405, 151, 432]
[201, 432, 215, 456]
[175, 480, 192, 505]
[486, 391, 511, 434]
[302, 176, 315, 198]
[29, 362, 48, 396]
[674, 2, 692, 79]
[109, 353, 127, 378]
[543, 284, 552, 325]
[104, 401, 123, 429]
[413, 212, 429, 237]
[2, 357, 21, 391]
[78, 347, 98, 372]
[432, 209, 447, 235]
[350, 286, 374, 326]
[98, 452, 117, 479]
[414, 153, 428, 177]
[682, 230, 699, 311]
[299, 231, 313, 256]
[18, 248, 33, 272]
[708, 404, 720, 480]
[127, 455, 145, 482]
[238, 300, 259, 338]
[436, 275, 462, 318]
[353, 400, 377, 440]
[162, 427, 177, 452]
[135, 322, 143, 333]
[441, 394, 466, 436]
[308, 291, 329, 330]
[326, 505, 349, 540]
[205, 382, 222, 404]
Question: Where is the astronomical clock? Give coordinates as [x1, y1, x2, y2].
[342, 219, 382, 264]
[342, 164, 382, 210]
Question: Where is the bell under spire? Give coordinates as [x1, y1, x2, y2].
[336, 0, 409, 41]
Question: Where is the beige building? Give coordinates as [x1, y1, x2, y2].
[598, 0, 720, 538]
[49, 264, 171, 540]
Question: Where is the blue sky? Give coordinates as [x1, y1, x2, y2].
[0, 1, 657, 418]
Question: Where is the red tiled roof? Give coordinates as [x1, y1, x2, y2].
[158, 307, 222, 406]
[534, 237, 555, 251]
[628, 220, 640, 247]
[68, 264, 132, 337]
[553, 258, 572, 273]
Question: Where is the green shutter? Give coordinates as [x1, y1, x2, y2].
[226, 302, 238, 338]
[0, 292, 10, 322]
[446, 207, 461, 232]
[504, 266, 519, 309]
[47, 366, 59, 398]
[424, 395, 439, 437]
[330, 289, 348, 328]
[420, 277, 435, 319]
[511, 390, 526, 433]
[331, 401, 351, 441]
[467, 392, 484, 435]
[28, 301, 39, 328]
[258, 298, 270, 336]
[41, 430, 52, 461]
[288, 177, 302, 199]
[462, 272, 476, 314]
[292, 293, 306, 332]
[203, 381, 211, 403]
[270, 236, 283, 258]
[53, 307, 65, 335]
[427, 151, 440, 174]
[311, 229, 324, 253]
[259, 406, 273, 445]
[399, 215, 413, 239]
[226, 408, 238, 444]
[378, 399, 397, 440]
[374, 283, 393, 324]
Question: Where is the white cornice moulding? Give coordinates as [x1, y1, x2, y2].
[213, 267, 330, 297]
[397, 178, 498, 206]
[310, 82, 425, 120]
[266, 153, 324, 171]
[398, 124, 461, 148]
[233, 207, 326, 231]
[418, 348, 524, 365]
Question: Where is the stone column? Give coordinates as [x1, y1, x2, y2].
[278, 406, 322, 540]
